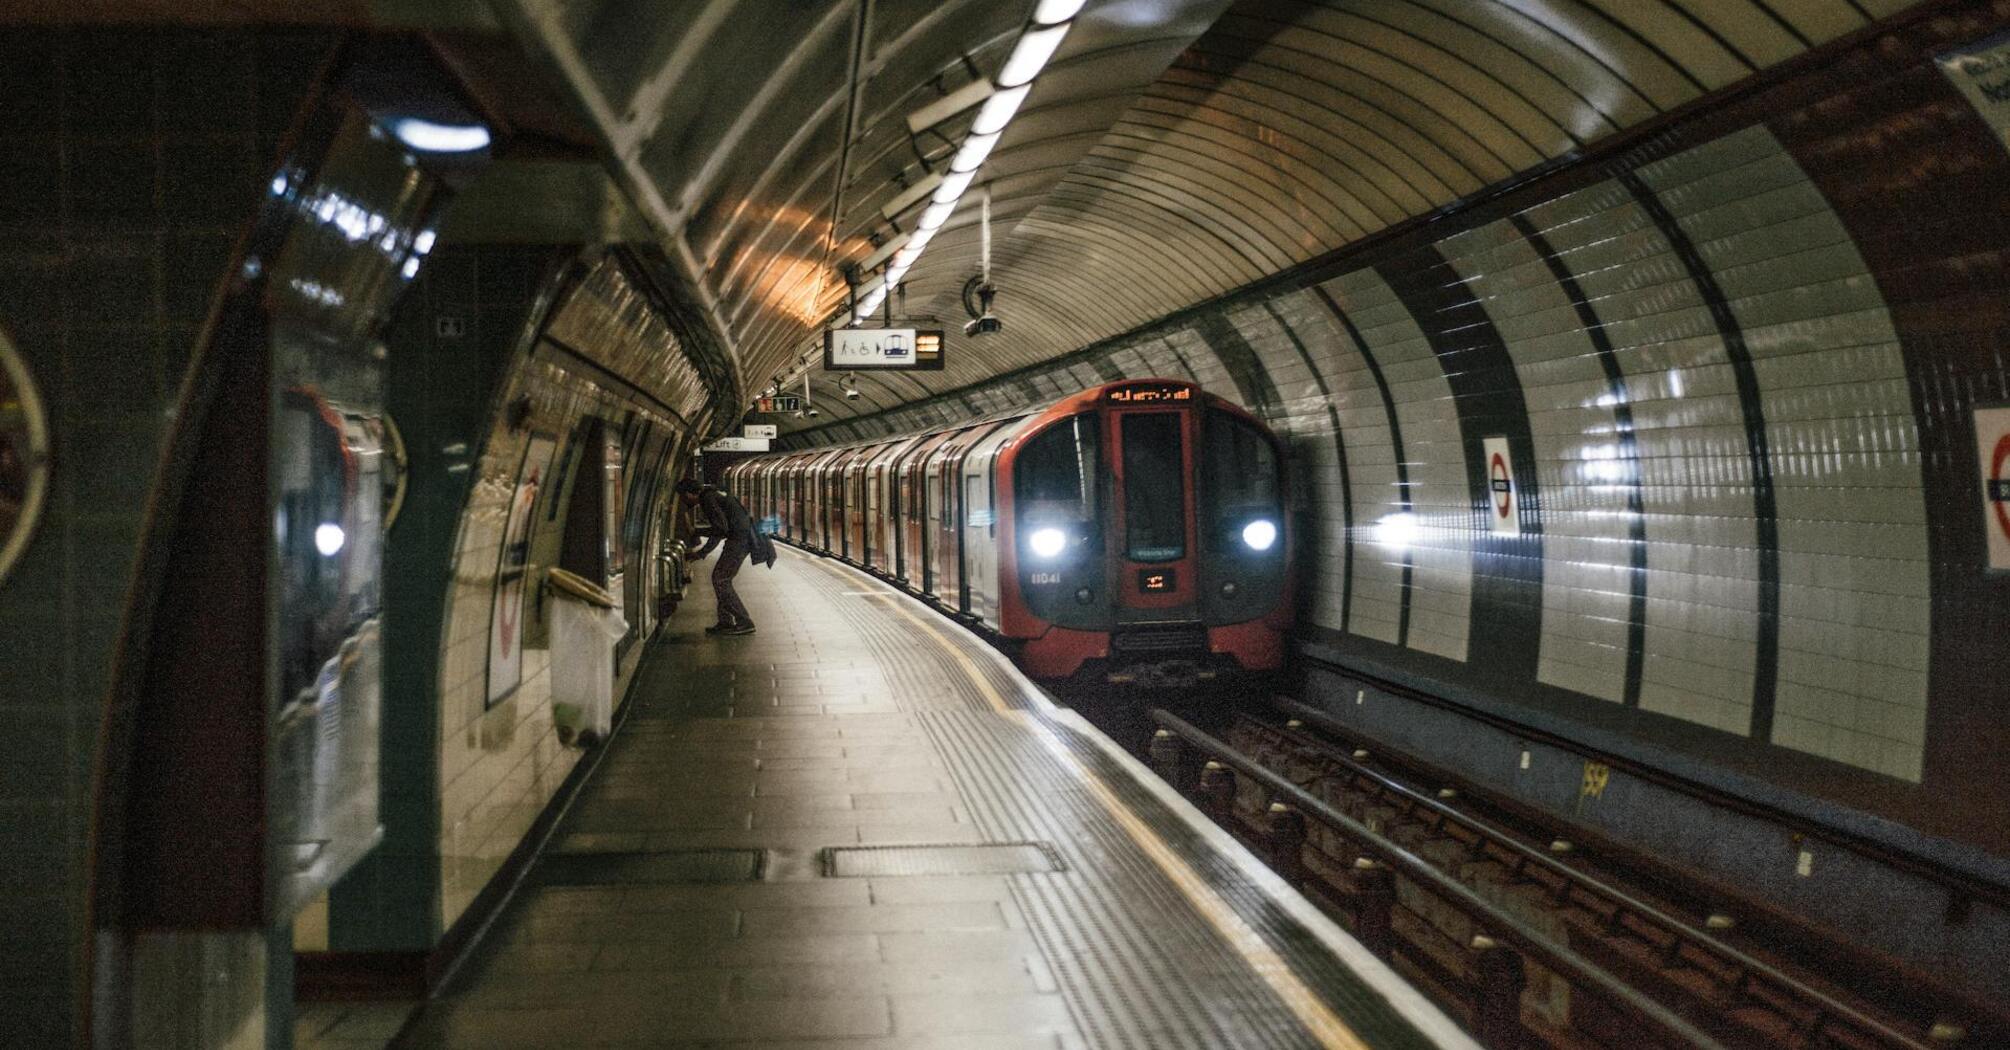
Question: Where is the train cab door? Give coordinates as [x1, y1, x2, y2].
[960, 420, 1020, 627]
[1106, 399, 1198, 619]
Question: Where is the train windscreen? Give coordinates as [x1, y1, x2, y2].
[1015, 415, 1098, 522]
[1121, 413, 1185, 562]
[1202, 410, 1281, 550]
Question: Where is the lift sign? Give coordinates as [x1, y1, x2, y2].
[1976, 407, 2010, 570]
[1483, 435, 1520, 536]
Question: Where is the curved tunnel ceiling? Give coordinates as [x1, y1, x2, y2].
[499, 0, 1925, 433]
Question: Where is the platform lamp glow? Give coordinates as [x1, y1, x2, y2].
[849, 0, 1086, 323]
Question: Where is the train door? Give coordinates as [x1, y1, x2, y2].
[830, 451, 850, 555]
[961, 420, 1023, 627]
[883, 435, 927, 577]
[923, 430, 967, 603]
[814, 450, 838, 551]
[780, 457, 797, 540]
[848, 446, 874, 563]
[904, 431, 954, 587]
[943, 420, 1007, 612]
[805, 452, 826, 549]
[791, 454, 811, 541]
[866, 441, 902, 574]
[1106, 402, 1198, 617]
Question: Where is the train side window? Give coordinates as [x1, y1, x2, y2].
[1202, 409, 1281, 550]
[1014, 414, 1098, 525]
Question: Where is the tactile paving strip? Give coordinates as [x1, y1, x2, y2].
[787, 553, 1019, 714]
[535, 848, 764, 886]
[822, 842, 1067, 877]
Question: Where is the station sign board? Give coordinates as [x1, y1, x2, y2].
[705, 436, 770, 453]
[753, 395, 802, 414]
[824, 327, 945, 371]
[743, 424, 778, 439]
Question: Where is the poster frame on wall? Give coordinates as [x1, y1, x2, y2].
[486, 431, 558, 707]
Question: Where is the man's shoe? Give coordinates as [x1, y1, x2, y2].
[722, 623, 756, 636]
[704, 622, 736, 635]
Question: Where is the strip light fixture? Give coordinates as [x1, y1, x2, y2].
[848, 0, 1087, 324]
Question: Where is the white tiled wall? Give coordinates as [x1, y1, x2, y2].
[1323, 269, 1473, 662]
[1440, 218, 1635, 703]
[799, 123, 1936, 786]
[1638, 128, 1929, 780]
[435, 413, 584, 928]
[1529, 179, 1765, 737]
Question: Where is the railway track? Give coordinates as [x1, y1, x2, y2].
[1145, 702, 1973, 1050]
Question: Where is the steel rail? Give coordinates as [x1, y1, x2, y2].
[1152, 708, 1727, 1050]
[1263, 697, 1936, 1050]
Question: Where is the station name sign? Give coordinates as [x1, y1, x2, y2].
[1105, 384, 1194, 404]
[824, 327, 945, 371]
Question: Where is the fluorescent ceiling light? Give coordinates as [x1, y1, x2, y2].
[1033, 0, 1088, 23]
[998, 23, 1069, 87]
[891, 246, 922, 267]
[972, 85, 1029, 136]
[906, 225, 937, 252]
[951, 131, 1000, 173]
[389, 117, 491, 153]
[917, 200, 955, 230]
[932, 168, 977, 204]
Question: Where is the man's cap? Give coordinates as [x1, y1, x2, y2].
[675, 478, 704, 495]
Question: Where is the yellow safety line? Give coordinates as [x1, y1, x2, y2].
[793, 552, 1367, 1049]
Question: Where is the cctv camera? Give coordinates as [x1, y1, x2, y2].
[845, 388, 861, 400]
[807, 407, 820, 418]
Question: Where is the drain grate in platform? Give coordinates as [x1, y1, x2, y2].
[538, 848, 763, 886]
[823, 842, 1066, 877]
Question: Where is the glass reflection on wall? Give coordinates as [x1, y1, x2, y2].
[267, 109, 436, 916]
[0, 331, 50, 587]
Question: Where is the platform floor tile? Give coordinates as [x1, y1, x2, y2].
[395, 549, 1468, 1050]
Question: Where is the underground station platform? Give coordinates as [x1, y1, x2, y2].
[391, 547, 1473, 1049]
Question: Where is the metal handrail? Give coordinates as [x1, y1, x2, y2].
[1266, 697, 1935, 1050]
[1151, 709, 1727, 1050]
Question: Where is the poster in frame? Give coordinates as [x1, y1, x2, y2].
[487, 432, 558, 706]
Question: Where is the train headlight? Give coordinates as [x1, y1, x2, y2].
[1029, 527, 1066, 558]
[1241, 519, 1277, 552]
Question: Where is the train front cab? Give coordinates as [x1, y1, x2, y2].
[1000, 382, 1291, 682]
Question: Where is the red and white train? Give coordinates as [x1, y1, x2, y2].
[722, 379, 1293, 683]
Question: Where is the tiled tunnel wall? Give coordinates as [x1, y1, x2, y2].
[428, 252, 707, 932]
[0, 28, 335, 1047]
[0, 29, 726, 1045]
[790, 15, 2010, 864]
